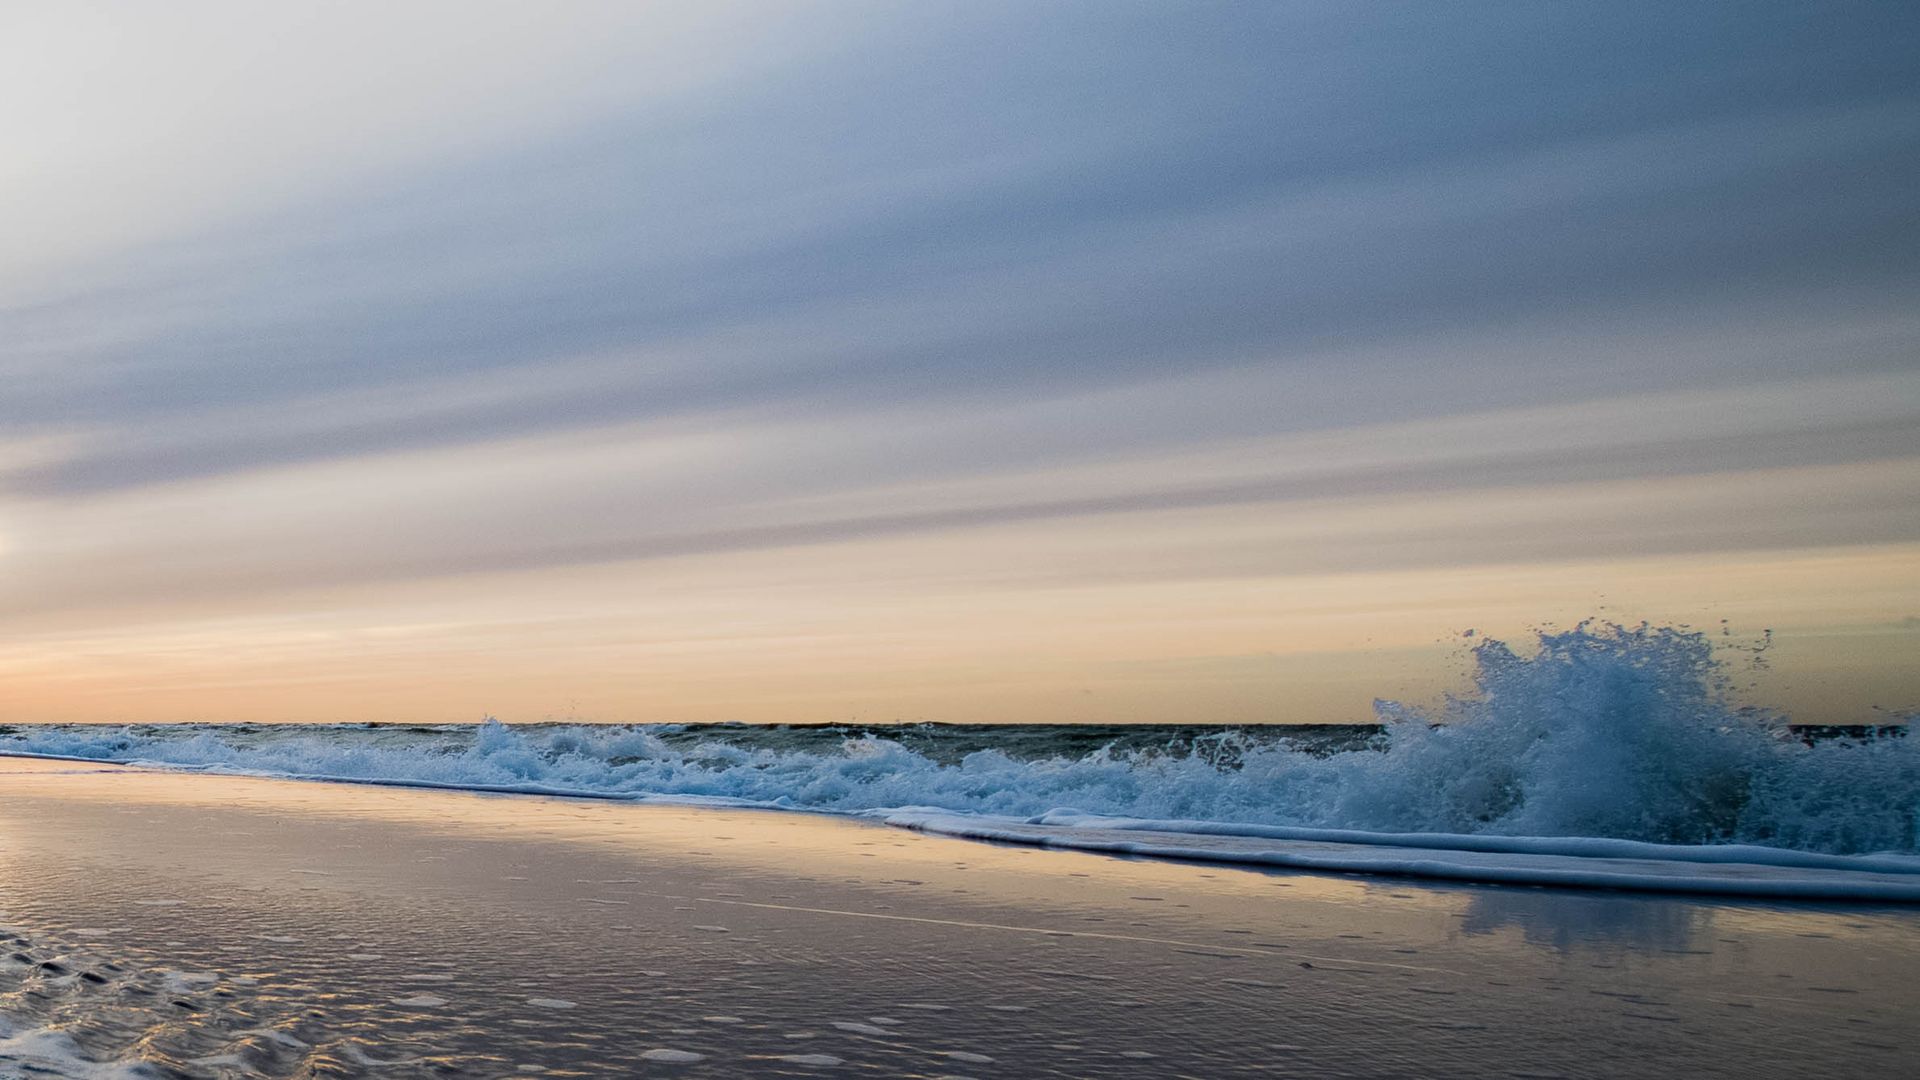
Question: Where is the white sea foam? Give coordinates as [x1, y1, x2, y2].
[884, 812, 1920, 902]
[2, 623, 1913, 897]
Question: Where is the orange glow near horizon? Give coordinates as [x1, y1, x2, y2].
[4, 535, 1914, 726]
[4, 4, 1917, 730]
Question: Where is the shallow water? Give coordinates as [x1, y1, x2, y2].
[0, 760, 1915, 1078]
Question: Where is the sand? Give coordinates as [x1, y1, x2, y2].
[0, 757, 1914, 1077]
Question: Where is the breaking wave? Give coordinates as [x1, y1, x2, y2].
[2, 622, 1914, 858]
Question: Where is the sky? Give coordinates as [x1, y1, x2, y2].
[3, 1, 1917, 725]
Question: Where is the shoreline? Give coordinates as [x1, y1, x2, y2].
[3, 750, 1915, 904]
[1, 758, 1917, 1077]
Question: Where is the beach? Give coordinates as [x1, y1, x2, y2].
[0, 757, 1914, 1078]
[10, 4, 1918, 1076]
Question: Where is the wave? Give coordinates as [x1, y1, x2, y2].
[2, 621, 1915, 895]
[882, 812, 1920, 903]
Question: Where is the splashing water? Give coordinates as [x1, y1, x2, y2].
[1364, 622, 1913, 852]
[1, 622, 1913, 854]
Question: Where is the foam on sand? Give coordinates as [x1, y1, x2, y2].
[831, 1021, 893, 1037]
[638, 1048, 705, 1063]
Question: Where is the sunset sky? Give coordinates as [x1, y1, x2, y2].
[3, 2, 1916, 725]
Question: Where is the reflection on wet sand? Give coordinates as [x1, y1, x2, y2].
[0, 759, 1914, 1077]
[1457, 887, 1713, 954]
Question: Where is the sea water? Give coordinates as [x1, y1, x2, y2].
[7, 768, 1914, 1080]
[3, 622, 1916, 893]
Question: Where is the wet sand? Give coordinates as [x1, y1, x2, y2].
[0, 757, 1914, 1078]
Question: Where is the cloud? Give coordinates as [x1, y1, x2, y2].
[3, 3, 1919, 724]
[3, 370, 1916, 619]
[4, 3, 1917, 498]
[0, 1, 868, 292]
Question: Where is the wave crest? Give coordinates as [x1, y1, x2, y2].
[2, 621, 1913, 855]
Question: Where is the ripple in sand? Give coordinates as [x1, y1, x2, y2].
[236, 1028, 309, 1049]
[162, 971, 220, 992]
[343, 1045, 420, 1067]
[692, 925, 730, 933]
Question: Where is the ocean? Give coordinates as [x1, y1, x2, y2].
[2, 622, 1918, 1077]
[4, 623, 1916, 897]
